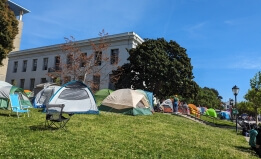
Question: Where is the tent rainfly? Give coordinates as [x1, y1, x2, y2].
[48, 81, 99, 114]
[99, 89, 152, 115]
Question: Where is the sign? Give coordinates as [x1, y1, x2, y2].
[232, 108, 239, 115]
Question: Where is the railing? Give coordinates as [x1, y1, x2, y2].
[48, 67, 62, 72]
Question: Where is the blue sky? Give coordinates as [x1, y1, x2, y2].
[13, 0, 261, 102]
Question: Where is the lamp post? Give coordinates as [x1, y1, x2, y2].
[232, 85, 239, 133]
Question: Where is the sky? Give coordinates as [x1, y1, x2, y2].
[12, 0, 261, 102]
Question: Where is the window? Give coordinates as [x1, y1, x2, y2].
[20, 79, 25, 89]
[22, 60, 27, 72]
[43, 58, 48, 70]
[58, 89, 89, 100]
[111, 49, 119, 65]
[80, 53, 87, 67]
[41, 78, 47, 83]
[92, 74, 100, 92]
[55, 56, 60, 70]
[11, 79, 15, 86]
[13, 61, 18, 73]
[94, 51, 102, 66]
[30, 78, 35, 91]
[67, 54, 73, 68]
[32, 59, 37, 71]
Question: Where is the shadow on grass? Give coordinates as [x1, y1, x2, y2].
[29, 124, 59, 131]
[0, 112, 28, 118]
[235, 146, 259, 157]
[0, 112, 12, 117]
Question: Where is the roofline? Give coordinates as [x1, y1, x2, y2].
[8, 0, 30, 16]
[8, 32, 144, 57]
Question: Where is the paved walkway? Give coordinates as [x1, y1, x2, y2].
[172, 112, 250, 143]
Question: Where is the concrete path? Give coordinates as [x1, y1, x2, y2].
[171, 112, 251, 143]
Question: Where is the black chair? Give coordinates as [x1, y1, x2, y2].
[45, 104, 70, 130]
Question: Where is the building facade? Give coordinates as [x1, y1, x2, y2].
[0, 1, 30, 81]
[6, 32, 144, 91]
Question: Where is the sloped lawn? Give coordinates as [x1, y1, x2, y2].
[0, 109, 258, 158]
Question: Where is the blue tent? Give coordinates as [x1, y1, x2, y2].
[220, 111, 230, 120]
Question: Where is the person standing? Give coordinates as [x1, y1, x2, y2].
[173, 95, 179, 113]
[249, 126, 259, 156]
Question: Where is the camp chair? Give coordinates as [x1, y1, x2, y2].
[45, 104, 70, 130]
[9, 94, 30, 118]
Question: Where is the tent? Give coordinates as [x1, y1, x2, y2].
[33, 82, 57, 97]
[99, 89, 152, 115]
[48, 81, 98, 114]
[160, 99, 173, 113]
[94, 89, 114, 106]
[24, 90, 32, 97]
[0, 85, 32, 109]
[200, 107, 207, 114]
[33, 85, 61, 108]
[220, 111, 231, 120]
[0, 81, 12, 87]
[205, 108, 217, 118]
[136, 90, 154, 112]
[188, 104, 200, 117]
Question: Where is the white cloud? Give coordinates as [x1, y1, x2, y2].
[183, 22, 208, 39]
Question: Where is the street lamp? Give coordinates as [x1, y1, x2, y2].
[232, 85, 239, 133]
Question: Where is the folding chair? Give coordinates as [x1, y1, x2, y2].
[45, 104, 70, 130]
[9, 94, 30, 118]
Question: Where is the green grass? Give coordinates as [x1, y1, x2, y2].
[199, 115, 236, 127]
[0, 109, 258, 159]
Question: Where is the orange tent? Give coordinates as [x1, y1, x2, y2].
[188, 104, 200, 118]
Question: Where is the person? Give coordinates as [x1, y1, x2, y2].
[173, 95, 179, 113]
[182, 101, 189, 114]
[250, 126, 260, 157]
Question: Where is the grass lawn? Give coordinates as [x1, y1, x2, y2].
[0, 109, 258, 159]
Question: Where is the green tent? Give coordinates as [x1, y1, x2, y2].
[0, 86, 32, 109]
[94, 89, 114, 106]
[205, 108, 217, 118]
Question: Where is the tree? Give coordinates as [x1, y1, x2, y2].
[112, 38, 199, 100]
[193, 87, 221, 109]
[244, 71, 261, 124]
[237, 101, 255, 116]
[47, 30, 110, 92]
[0, 0, 19, 65]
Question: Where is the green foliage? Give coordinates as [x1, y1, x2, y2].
[243, 71, 261, 123]
[112, 38, 199, 100]
[0, 109, 256, 158]
[194, 87, 221, 109]
[250, 71, 261, 89]
[0, 0, 19, 65]
[237, 101, 256, 116]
